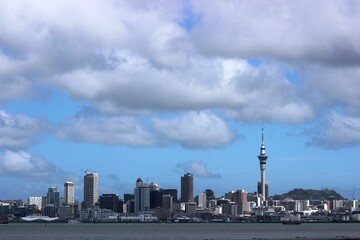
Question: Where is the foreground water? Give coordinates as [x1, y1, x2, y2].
[0, 223, 360, 240]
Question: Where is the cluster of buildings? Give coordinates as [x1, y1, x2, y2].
[1, 128, 360, 223]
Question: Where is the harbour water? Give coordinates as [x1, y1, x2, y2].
[0, 223, 359, 240]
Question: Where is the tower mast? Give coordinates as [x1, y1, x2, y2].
[258, 126, 268, 203]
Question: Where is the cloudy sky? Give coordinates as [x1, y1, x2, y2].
[1, 0, 360, 201]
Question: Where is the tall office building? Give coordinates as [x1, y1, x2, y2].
[99, 194, 120, 212]
[134, 178, 150, 213]
[198, 191, 207, 210]
[149, 181, 161, 208]
[181, 173, 194, 202]
[149, 182, 160, 192]
[47, 187, 60, 208]
[83, 172, 98, 208]
[257, 127, 268, 203]
[64, 181, 75, 206]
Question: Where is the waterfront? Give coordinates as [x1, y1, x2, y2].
[0, 223, 360, 240]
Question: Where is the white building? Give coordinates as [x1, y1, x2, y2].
[64, 181, 75, 206]
[28, 197, 43, 210]
[198, 191, 207, 210]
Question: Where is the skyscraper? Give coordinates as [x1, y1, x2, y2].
[257, 127, 268, 203]
[149, 182, 162, 208]
[134, 178, 150, 213]
[64, 181, 75, 206]
[47, 187, 60, 208]
[181, 173, 194, 202]
[83, 172, 98, 208]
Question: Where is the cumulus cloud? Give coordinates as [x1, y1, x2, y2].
[55, 115, 157, 147]
[307, 112, 360, 149]
[0, 0, 360, 150]
[0, 150, 81, 199]
[176, 161, 221, 179]
[152, 111, 236, 148]
[301, 65, 360, 115]
[0, 110, 46, 149]
[0, 1, 316, 125]
[0, 150, 55, 177]
[54, 111, 237, 149]
[191, 1, 360, 65]
[55, 53, 314, 123]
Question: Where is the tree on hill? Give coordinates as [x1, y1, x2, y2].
[271, 188, 345, 200]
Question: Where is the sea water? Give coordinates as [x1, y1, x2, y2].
[0, 223, 359, 240]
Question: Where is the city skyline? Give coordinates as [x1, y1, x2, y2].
[1, 1, 360, 201]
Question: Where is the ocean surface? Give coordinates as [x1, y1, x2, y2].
[0, 223, 359, 240]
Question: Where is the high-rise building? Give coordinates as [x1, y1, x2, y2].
[257, 127, 268, 203]
[83, 172, 98, 208]
[99, 194, 119, 212]
[198, 191, 207, 210]
[205, 189, 215, 200]
[149, 182, 160, 192]
[64, 181, 75, 206]
[181, 173, 194, 202]
[134, 178, 150, 213]
[162, 195, 173, 210]
[47, 187, 60, 208]
[150, 190, 162, 209]
[149, 181, 162, 208]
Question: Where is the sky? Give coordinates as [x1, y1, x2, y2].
[1, 0, 360, 201]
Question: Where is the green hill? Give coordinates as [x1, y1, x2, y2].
[271, 188, 345, 200]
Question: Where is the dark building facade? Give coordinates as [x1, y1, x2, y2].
[205, 189, 215, 200]
[181, 173, 194, 202]
[99, 194, 120, 212]
[46, 187, 60, 209]
[150, 190, 162, 209]
[161, 189, 178, 203]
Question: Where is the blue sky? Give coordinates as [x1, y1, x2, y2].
[1, 0, 360, 201]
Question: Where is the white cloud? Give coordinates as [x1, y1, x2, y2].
[0, 110, 45, 149]
[55, 115, 157, 147]
[54, 111, 237, 149]
[0, 1, 315, 125]
[0, 0, 360, 151]
[301, 65, 360, 115]
[0, 150, 54, 177]
[152, 111, 236, 149]
[191, 1, 360, 65]
[176, 161, 221, 179]
[55, 53, 314, 123]
[0, 150, 81, 199]
[307, 112, 360, 149]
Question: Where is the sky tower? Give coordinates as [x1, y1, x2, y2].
[258, 127, 268, 203]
